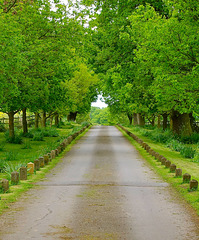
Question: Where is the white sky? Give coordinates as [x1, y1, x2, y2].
[91, 95, 108, 108]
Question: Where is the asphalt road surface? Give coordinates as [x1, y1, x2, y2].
[0, 126, 199, 240]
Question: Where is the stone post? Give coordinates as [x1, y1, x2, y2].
[55, 149, 59, 156]
[175, 168, 182, 177]
[170, 164, 176, 173]
[27, 162, 34, 174]
[183, 173, 191, 183]
[34, 159, 40, 171]
[47, 153, 52, 162]
[39, 157, 44, 168]
[43, 155, 49, 165]
[190, 180, 198, 191]
[20, 167, 27, 180]
[165, 160, 171, 168]
[51, 150, 55, 159]
[11, 171, 19, 185]
[0, 179, 9, 193]
[57, 146, 61, 154]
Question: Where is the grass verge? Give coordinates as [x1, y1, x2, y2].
[117, 126, 199, 216]
[0, 126, 91, 215]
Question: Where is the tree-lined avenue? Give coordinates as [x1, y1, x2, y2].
[0, 126, 198, 239]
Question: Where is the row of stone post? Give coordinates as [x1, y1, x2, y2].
[0, 126, 90, 194]
[118, 124, 198, 191]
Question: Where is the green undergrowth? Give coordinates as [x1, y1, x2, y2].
[118, 126, 199, 216]
[0, 125, 90, 214]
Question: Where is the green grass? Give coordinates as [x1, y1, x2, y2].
[0, 124, 90, 214]
[118, 126, 199, 216]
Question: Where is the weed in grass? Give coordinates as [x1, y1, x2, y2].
[4, 151, 19, 161]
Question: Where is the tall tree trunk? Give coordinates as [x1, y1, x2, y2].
[137, 113, 145, 126]
[162, 113, 168, 131]
[133, 113, 138, 125]
[151, 116, 155, 127]
[55, 113, 59, 126]
[42, 111, 47, 128]
[157, 115, 161, 128]
[67, 112, 77, 122]
[35, 112, 39, 129]
[170, 111, 192, 136]
[22, 108, 28, 134]
[8, 111, 15, 139]
[127, 113, 133, 125]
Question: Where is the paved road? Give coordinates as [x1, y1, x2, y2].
[0, 126, 199, 239]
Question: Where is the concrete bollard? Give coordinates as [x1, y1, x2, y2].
[34, 159, 40, 171]
[27, 162, 34, 174]
[55, 149, 59, 156]
[0, 179, 9, 193]
[57, 146, 61, 154]
[43, 155, 49, 165]
[175, 168, 182, 177]
[170, 164, 176, 173]
[47, 153, 52, 162]
[51, 150, 56, 159]
[157, 155, 163, 162]
[165, 160, 171, 168]
[160, 157, 167, 165]
[20, 167, 27, 180]
[183, 173, 191, 183]
[39, 157, 45, 168]
[190, 180, 198, 191]
[67, 136, 73, 144]
[11, 171, 19, 185]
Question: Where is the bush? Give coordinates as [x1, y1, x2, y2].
[42, 128, 59, 137]
[32, 132, 44, 141]
[180, 146, 196, 159]
[4, 131, 23, 144]
[150, 129, 173, 143]
[178, 133, 199, 144]
[166, 139, 184, 152]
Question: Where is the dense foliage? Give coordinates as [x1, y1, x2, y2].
[81, 0, 199, 136]
[1, 0, 199, 138]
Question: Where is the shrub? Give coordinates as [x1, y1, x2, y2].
[150, 129, 172, 143]
[178, 133, 199, 144]
[42, 128, 59, 137]
[166, 139, 184, 152]
[180, 146, 196, 159]
[4, 131, 23, 144]
[32, 132, 44, 141]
